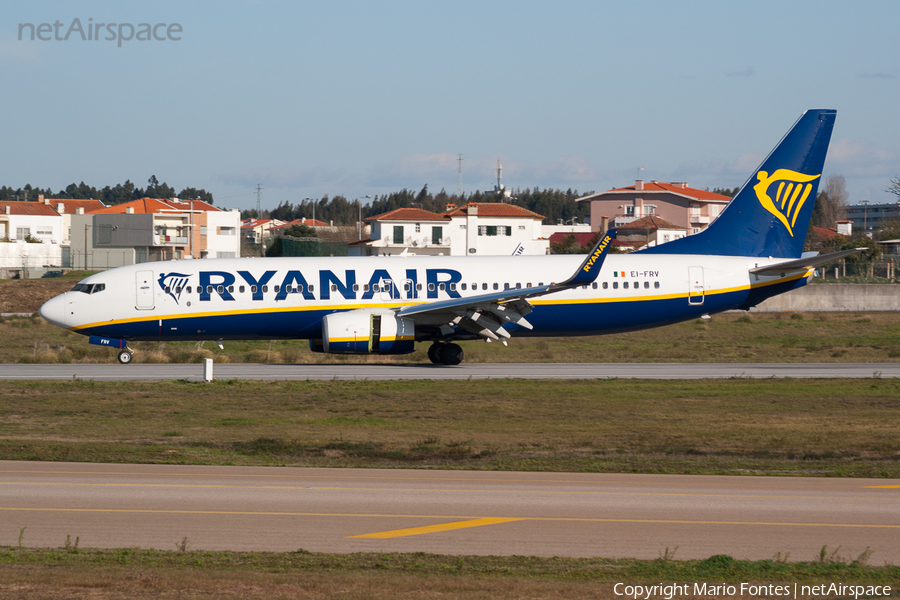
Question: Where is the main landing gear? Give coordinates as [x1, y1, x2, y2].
[427, 342, 464, 366]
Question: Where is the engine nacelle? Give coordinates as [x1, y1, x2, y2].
[321, 310, 415, 355]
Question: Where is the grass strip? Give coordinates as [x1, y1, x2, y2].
[0, 546, 897, 580]
[1, 378, 899, 476]
[0, 548, 898, 600]
[3, 310, 900, 365]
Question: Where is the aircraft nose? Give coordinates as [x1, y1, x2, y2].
[39, 294, 69, 328]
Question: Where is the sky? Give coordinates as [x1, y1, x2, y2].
[2, 0, 898, 212]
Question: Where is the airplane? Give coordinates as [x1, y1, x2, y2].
[40, 109, 854, 366]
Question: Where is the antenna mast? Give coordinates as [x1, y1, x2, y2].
[457, 154, 463, 198]
[256, 183, 264, 257]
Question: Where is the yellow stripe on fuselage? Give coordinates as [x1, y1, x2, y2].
[69, 270, 811, 333]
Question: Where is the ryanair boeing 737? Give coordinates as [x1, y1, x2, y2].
[40, 109, 853, 365]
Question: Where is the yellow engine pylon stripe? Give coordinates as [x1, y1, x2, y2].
[347, 517, 522, 539]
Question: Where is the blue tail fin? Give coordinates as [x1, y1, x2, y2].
[640, 109, 836, 258]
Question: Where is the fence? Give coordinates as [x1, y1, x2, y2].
[814, 259, 899, 282]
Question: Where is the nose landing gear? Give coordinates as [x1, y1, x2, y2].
[117, 348, 135, 364]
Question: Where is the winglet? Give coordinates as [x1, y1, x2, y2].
[558, 229, 617, 287]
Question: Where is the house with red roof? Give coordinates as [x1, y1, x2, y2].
[349, 203, 549, 256]
[577, 180, 731, 236]
[69, 197, 241, 269]
[615, 215, 690, 251]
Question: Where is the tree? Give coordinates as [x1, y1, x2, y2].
[888, 175, 900, 199]
[811, 174, 848, 229]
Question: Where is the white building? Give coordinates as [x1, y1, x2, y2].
[0, 201, 65, 276]
[349, 203, 549, 257]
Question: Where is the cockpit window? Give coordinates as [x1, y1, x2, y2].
[73, 283, 106, 294]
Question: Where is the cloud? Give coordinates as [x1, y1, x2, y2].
[827, 138, 896, 177]
[216, 164, 346, 189]
[725, 65, 755, 78]
[365, 153, 599, 190]
[671, 152, 764, 184]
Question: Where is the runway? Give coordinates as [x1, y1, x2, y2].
[1, 362, 898, 381]
[1, 461, 897, 561]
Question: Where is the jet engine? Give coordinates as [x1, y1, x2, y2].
[318, 309, 415, 355]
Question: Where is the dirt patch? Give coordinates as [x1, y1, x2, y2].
[0, 279, 75, 313]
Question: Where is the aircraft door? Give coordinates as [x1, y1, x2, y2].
[136, 270, 155, 310]
[688, 266, 704, 305]
[379, 279, 395, 303]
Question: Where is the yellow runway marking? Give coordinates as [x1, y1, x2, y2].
[348, 518, 522, 539]
[0, 507, 897, 529]
[865, 485, 900, 488]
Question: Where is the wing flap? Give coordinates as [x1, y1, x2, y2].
[396, 230, 617, 343]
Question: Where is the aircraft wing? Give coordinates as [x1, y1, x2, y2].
[396, 230, 617, 342]
[749, 248, 865, 276]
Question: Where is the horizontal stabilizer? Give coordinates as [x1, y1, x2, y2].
[750, 248, 865, 276]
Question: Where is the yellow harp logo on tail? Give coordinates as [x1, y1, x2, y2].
[753, 169, 820, 237]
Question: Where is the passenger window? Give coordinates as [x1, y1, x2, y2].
[417, 283, 422, 291]
[353, 284, 359, 292]
[298, 284, 304, 292]
[592, 282, 597, 289]
[439, 283, 446, 291]
[176, 286, 182, 294]
[527, 282, 532, 288]
[603, 282, 608, 289]
[239, 286, 245, 293]
[275, 285, 281, 293]
[165, 286, 171, 294]
[461, 283, 467, 291]
[207, 285, 213, 294]
[613, 282, 618, 289]
[482, 283, 488, 290]
[228, 286, 234, 293]
[644, 281, 649, 289]
[504, 283, 510, 290]
[363, 284, 369, 292]
[493, 283, 498, 290]
[308, 285, 314, 292]
[516, 283, 521, 289]
[331, 284, 337, 292]
[217, 285, 224, 294]
[262, 285, 268, 293]
[251, 285, 257, 293]
[633, 282, 638, 289]
[428, 283, 435, 291]
[623, 282, 629, 289]
[654, 281, 660, 289]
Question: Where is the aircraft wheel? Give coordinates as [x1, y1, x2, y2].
[427, 343, 444, 364]
[440, 343, 464, 366]
[117, 350, 134, 365]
